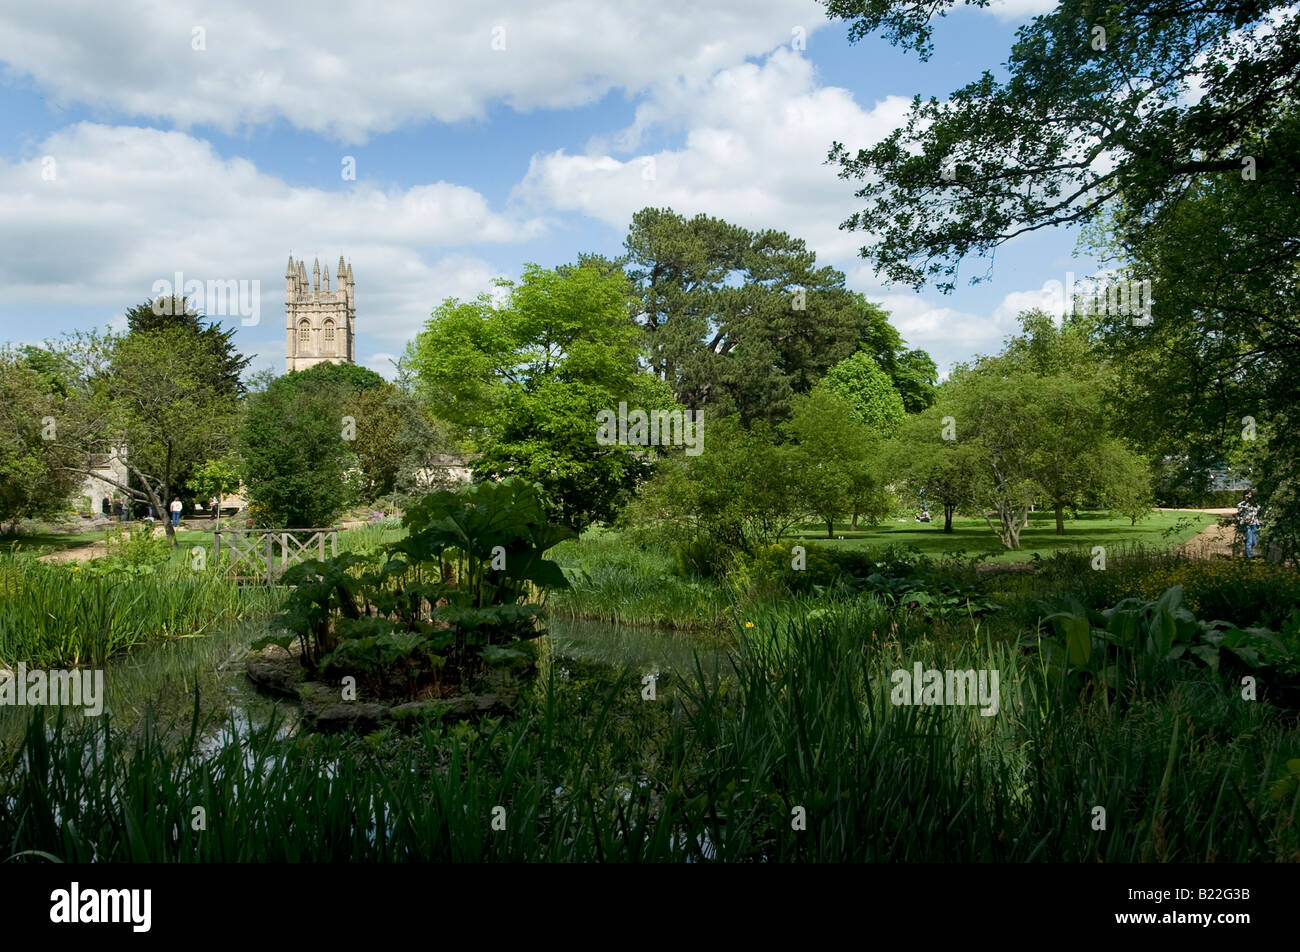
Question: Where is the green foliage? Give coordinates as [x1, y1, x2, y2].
[7, 610, 1299, 861]
[350, 384, 456, 504]
[125, 297, 251, 399]
[735, 542, 845, 596]
[621, 415, 800, 554]
[100, 523, 173, 570]
[1038, 586, 1300, 698]
[238, 370, 353, 528]
[190, 454, 241, 504]
[259, 478, 574, 697]
[277, 361, 386, 396]
[817, 349, 905, 433]
[0, 352, 83, 526]
[412, 261, 667, 529]
[671, 534, 736, 580]
[828, 0, 1299, 559]
[0, 552, 279, 668]
[885, 407, 979, 531]
[785, 388, 886, 536]
[623, 207, 933, 425]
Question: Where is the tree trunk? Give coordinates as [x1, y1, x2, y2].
[944, 504, 955, 533]
[851, 511, 859, 530]
[826, 519, 835, 538]
[1054, 502, 1065, 535]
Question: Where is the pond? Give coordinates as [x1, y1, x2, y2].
[1, 615, 734, 751]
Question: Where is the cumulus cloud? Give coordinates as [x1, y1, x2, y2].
[0, 0, 828, 142]
[515, 48, 912, 263]
[0, 124, 531, 354]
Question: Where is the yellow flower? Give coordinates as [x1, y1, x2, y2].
[744, 621, 754, 628]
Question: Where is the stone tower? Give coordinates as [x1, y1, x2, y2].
[285, 254, 355, 372]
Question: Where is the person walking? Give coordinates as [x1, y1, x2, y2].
[209, 496, 219, 521]
[1237, 490, 1262, 558]
[170, 497, 183, 529]
[112, 497, 123, 522]
[101, 495, 111, 518]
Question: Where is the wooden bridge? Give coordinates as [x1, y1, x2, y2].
[212, 528, 338, 584]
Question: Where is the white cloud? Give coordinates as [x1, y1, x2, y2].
[870, 293, 1018, 375]
[983, 0, 1059, 21]
[0, 0, 827, 142]
[515, 48, 912, 264]
[0, 124, 530, 356]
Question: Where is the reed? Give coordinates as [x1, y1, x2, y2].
[3, 605, 1295, 861]
[0, 553, 282, 669]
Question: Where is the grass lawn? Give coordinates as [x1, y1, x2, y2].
[0, 523, 214, 558]
[786, 509, 1216, 562]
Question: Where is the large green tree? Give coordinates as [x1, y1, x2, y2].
[621, 415, 800, 554]
[785, 388, 885, 537]
[238, 373, 353, 528]
[886, 407, 980, 532]
[410, 261, 671, 528]
[623, 207, 935, 424]
[817, 350, 906, 434]
[127, 297, 251, 398]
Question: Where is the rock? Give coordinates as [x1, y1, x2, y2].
[311, 702, 391, 734]
[244, 655, 306, 698]
[243, 645, 522, 734]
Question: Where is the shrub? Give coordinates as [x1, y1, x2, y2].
[671, 534, 735, 579]
[733, 543, 844, 596]
[1125, 559, 1300, 629]
[257, 478, 575, 700]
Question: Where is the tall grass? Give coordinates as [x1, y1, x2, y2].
[4, 601, 1296, 861]
[549, 531, 731, 629]
[0, 554, 283, 668]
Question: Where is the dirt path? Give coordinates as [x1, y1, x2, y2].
[1163, 508, 1237, 560]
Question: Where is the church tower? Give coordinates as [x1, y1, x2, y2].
[285, 254, 355, 372]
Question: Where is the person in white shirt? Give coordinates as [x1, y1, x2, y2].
[170, 497, 183, 529]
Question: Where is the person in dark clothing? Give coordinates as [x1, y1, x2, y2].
[101, 495, 111, 517]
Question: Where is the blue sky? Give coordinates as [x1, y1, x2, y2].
[0, 0, 1088, 380]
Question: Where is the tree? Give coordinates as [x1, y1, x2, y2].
[411, 261, 671, 529]
[350, 385, 456, 504]
[979, 311, 1129, 535]
[277, 360, 386, 397]
[785, 388, 880, 537]
[942, 370, 1046, 549]
[826, 0, 1298, 291]
[887, 408, 979, 532]
[817, 350, 906, 433]
[191, 454, 242, 528]
[126, 297, 251, 398]
[623, 207, 934, 424]
[825, 0, 1300, 550]
[239, 374, 352, 528]
[622, 416, 801, 554]
[49, 326, 239, 544]
[1095, 441, 1155, 526]
[0, 351, 84, 528]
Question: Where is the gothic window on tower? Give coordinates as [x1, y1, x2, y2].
[323, 320, 335, 354]
[298, 320, 311, 351]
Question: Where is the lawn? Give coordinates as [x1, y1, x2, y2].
[0, 522, 216, 559]
[786, 509, 1215, 562]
